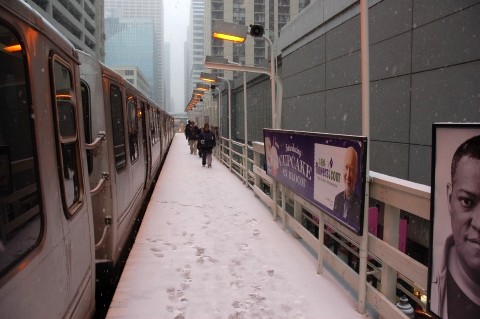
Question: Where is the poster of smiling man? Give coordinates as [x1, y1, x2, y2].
[264, 129, 367, 235]
[428, 123, 480, 319]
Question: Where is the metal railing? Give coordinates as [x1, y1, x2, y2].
[215, 139, 430, 319]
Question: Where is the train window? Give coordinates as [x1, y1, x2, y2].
[155, 111, 160, 144]
[152, 110, 159, 145]
[0, 24, 42, 276]
[110, 84, 126, 171]
[127, 94, 139, 163]
[150, 108, 156, 145]
[81, 81, 93, 174]
[52, 59, 83, 214]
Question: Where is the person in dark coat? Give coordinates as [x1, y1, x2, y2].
[198, 123, 216, 167]
[185, 120, 192, 142]
[188, 123, 199, 155]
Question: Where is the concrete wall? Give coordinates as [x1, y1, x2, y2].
[278, 0, 480, 185]
[223, 0, 480, 186]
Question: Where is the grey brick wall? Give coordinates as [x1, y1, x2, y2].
[222, 0, 480, 185]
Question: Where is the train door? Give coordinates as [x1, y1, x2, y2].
[140, 101, 152, 187]
[51, 55, 97, 315]
[126, 91, 145, 193]
[0, 5, 95, 318]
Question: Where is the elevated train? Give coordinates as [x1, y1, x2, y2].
[0, 0, 174, 317]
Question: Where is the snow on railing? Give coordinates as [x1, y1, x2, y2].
[216, 140, 430, 319]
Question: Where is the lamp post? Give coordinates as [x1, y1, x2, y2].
[200, 71, 234, 172]
[211, 84, 221, 158]
[211, 21, 277, 129]
[220, 59, 248, 185]
[211, 85, 221, 129]
[209, 21, 280, 188]
[217, 75, 233, 172]
[195, 83, 210, 92]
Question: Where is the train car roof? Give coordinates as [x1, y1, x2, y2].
[77, 49, 166, 114]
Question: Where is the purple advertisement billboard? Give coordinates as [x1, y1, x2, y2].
[264, 129, 367, 235]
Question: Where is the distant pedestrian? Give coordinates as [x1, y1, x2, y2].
[198, 123, 216, 167]
[185, 120, 192, 142]
[188, 123, 199, 155]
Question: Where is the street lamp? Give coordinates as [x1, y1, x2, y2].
[211, 21, 277, 129]
[212, 20, 248, 43]
[200, 70, 233, 171]
[211, 21, 281, 226]
[193, 89, 204, 97]
[195, 83, 210, 91]
[200, 71, 219, 83]
[211, 83, 221, 135]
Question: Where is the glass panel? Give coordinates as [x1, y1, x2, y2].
[53, 60, 80, 211]
[53, 63, 76, 138]
[127, 94, 138, 162]
[110, 84, 126, 170]
[81, 81, 93, 174]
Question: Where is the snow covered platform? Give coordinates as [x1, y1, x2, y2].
[106, 134, 368, 319]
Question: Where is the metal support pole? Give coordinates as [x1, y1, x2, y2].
[243, 71, 248, 185]
[263, 35, 276, 129]
[263, 35, 279, 221]
[358, 0, 371, 314]
[317, 213, 325, 274]
[218, 76, 232, 172]
[215, 86, 222, 159]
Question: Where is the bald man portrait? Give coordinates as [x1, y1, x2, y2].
[333, 147, 361, 228]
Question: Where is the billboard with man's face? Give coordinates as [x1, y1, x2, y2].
[264, 129, 367, 235]
[428, 123, 480, 319]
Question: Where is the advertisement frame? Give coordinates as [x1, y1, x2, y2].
[427, 123, 480, 318]
[263, 129, 367, 235]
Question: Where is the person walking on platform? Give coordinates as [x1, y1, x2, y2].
[198, 123, 216, 167]
[185, 120, 192, 143]
[188, 123, 199, 155]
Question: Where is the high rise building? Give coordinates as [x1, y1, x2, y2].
[105, 17, 155, 100]
[26, 0, 105, 60]
[184, 40, 190, 111]
[104, 0, 165, 108]
[188, 0, 207, 98]
[164, 42, 171, 113]
[111, 66, 151, 97]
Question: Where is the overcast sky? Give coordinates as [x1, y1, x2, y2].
[164, 1, 191, 113]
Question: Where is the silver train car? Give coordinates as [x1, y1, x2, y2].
[0, 0, 174, 317]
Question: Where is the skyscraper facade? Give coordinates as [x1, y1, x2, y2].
[26, 0, 105, 60]
[188, 0, 207, 99]
[105, 17, 155, 100]
[104, 0, 165, 107]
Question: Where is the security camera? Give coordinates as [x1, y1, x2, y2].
[249, 24, 264, 37]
